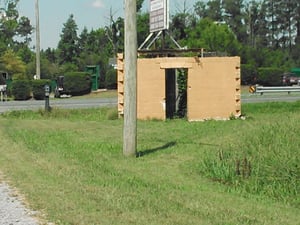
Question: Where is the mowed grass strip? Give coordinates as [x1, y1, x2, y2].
[0, 104, 299, 225]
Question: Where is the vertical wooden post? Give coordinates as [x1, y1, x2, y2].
[123, 0, 137, 157]
[35, 0, 41, 79]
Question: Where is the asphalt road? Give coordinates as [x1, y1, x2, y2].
[0, 97, 117, 113]
[1, 94, 300, 113]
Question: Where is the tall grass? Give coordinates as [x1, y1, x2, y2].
[1, 107, 119, 121]
[0, 102, 300, 224]
[198, 102, 300, 207]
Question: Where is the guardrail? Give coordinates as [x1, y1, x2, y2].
[249, 85, 300, 95]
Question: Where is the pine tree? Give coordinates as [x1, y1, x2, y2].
[222, 0, 247, 44]
[57, 14, 79, 65]
[194, 0, 223, 21]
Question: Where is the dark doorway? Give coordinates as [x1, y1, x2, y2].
[165, 69, 176, 119]
[0, 72, 8, 85]
[165, 69, 187, 119]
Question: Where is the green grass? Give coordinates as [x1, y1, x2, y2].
[70, 90, 117, 99]
[0, 103, 300, 224]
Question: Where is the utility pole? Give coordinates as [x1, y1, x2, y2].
[123, 0, 137, 157]
[35, 0, 41, 79]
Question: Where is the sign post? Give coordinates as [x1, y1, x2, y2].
[139, 0, 181, 50]
[44, 84, 50, 112]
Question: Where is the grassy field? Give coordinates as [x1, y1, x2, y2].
[70, 90, 117, 99]
[0, 102, 299, 225]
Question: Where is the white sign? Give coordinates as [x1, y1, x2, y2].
[0, 85, 6, 92]
[150, 0, 169, 33]
[150, 0, 164, 11]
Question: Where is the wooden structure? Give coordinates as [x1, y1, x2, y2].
[117, 54, 241, 121]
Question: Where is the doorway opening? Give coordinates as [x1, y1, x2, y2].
[165, 69, 187, 119]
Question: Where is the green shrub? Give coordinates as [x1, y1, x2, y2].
[11, 79, 31, 100]
[106, 108, 119, 120]
[63, 72, 92, 96]
[5, 79, 12, 97]
[32, 79, 51, 100]
[105, 67, 117, 89]
[241, 64, 257, 85]
[257, 67, 284, 86]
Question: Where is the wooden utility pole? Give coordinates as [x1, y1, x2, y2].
[123, 0, 137, 157]
[35, 0, 41, 79]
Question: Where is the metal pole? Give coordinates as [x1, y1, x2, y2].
[35, 0, 41, 79]
[44, 85, 50, 111]
[123, 0, 137, 157]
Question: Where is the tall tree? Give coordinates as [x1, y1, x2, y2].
[194, 0, 223, 21]
[185, 18, 241, 55]
[78, 26, 89, 54]
[137, 12, 149, 47]
[289, 0, 300, 64]
[0, 0, 18, 49]
[0, 49, 26, 79]
[295, 1, 300, 45]
[170, 0, 196, 46]
[171, 12, 190, 41]
[245, 0, 259, 47]
[136, 0, 144, 12]
[105, 13, 122, 56]
[57, 14, 79, 65]
[206, 0, 223, 21]
[194, 1, 209, 19]
[43, 47, 57, 64]
[222, 0, 247, 43]
[279, 0, 297, 51]
[263, 0, 280, 48]
[255, 0, 270, 48]
[0, 0, 33, 52]
[113, 17, 124, 53]
[17, 16, 33, 45]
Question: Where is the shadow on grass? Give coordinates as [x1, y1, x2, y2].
[199, 142, 220, 147]
[137, 141, 177, 157]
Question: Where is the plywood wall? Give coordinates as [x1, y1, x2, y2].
[118, 54, 241, 121]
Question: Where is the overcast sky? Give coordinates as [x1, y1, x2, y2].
[17, 0, 199, 49]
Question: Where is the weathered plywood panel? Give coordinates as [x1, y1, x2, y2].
[187, 57, 241, 121]
[118, 55, 241, 121]
[137, 58, 166, 120]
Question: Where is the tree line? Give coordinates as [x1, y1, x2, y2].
[0, 0, 299, 87]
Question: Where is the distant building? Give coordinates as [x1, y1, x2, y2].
[0, 72, 8, 81]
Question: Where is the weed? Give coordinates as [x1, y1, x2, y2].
[0, 103, 300, 224]
[106, 108, 119, 120]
